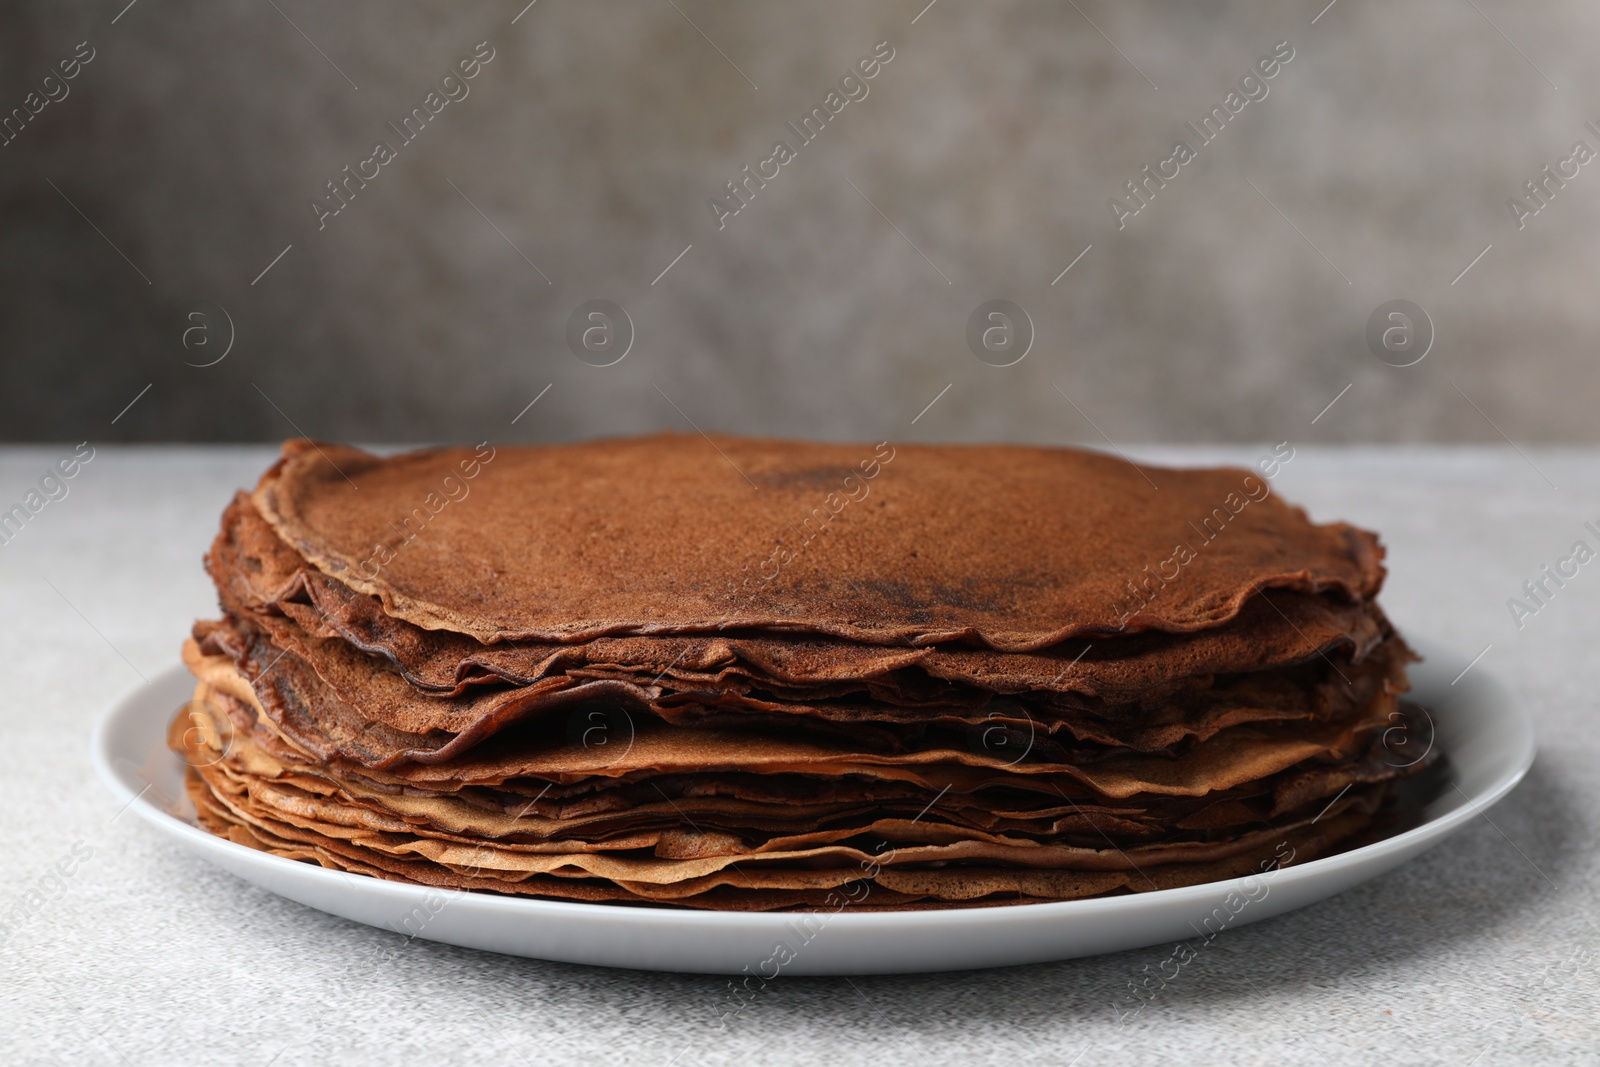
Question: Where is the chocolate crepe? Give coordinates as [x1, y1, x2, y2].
[172, 439, 1431, 911]
[252, 436, 1383, 649]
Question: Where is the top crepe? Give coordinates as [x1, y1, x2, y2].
[253, 437, 1383, 650]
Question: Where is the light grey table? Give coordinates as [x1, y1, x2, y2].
[1, 445, 1595, 1066]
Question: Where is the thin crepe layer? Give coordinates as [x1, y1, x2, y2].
[212, 490, 1390, 706]
[178, 683, 1429, 853]
[190, 786, 1374, 912]
[202, 500, 1413, 763]
[176, 698, 1391, 909]
[187, 607, 1408, 783]
[251, 438, 1384, 650]
[193, 753, 1385, 885]
[183, 763, 1384, 909]
[185, 676, 1425, 828]
[186, 634, 1407, 803]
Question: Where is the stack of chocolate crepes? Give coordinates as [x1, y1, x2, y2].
[173, 436, 1431, 911]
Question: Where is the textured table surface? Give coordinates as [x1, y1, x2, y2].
[1, 444, 1595, 1066]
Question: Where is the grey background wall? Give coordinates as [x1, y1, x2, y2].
[2, 0, 1596, 445]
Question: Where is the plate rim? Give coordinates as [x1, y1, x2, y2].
[91, 637, 1535, 936]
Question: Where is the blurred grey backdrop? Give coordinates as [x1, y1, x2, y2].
[2, 0, 1596, 444]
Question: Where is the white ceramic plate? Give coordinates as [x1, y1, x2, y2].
[92, 638, 1533, 975]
